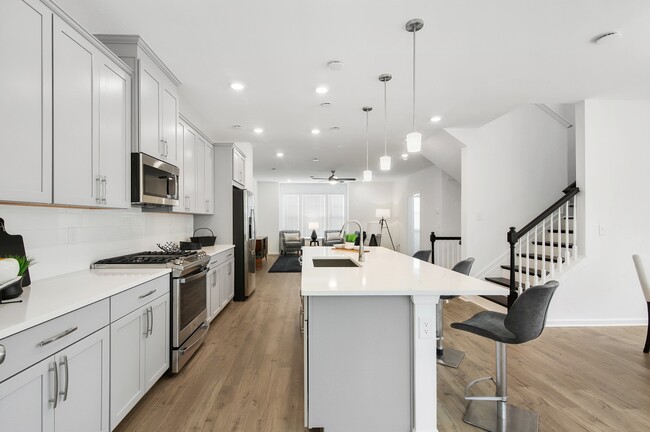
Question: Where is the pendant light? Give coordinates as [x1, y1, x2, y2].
[405, 18, 424, 153]
[362, 106, 373, 181]
[379, 74, 392, 171]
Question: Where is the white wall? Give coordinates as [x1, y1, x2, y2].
[348, 181, 393, 244]
[392, 165, 461, 255]
[256, 181, 280, 254]
[452, 104, 569, 276]
[0, 204, 193, 281]
[548, 100, 650, 326]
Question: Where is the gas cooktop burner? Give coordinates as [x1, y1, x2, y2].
[93, 250, 206, 266]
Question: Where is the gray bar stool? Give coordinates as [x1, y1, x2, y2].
[437, 257, 475, 368]
[451, 280, 558, 432]
[412, 250, 432, 262]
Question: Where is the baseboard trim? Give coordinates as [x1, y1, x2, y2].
[546, 318, 648, 327]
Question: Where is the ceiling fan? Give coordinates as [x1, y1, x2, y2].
[310, 170, 356, 184]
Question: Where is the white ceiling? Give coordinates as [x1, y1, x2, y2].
[57, 0, 650, 182]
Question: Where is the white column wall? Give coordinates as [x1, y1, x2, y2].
[454, 104, 569, 277]
[256, 181, 280, 254]
[549, 100, 650, 326]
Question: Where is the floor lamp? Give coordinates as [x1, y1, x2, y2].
[376, 209, 395, 250]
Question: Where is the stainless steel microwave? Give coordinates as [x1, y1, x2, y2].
[131, 153, 180, 206]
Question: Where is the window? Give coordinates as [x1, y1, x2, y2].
[279, 184, 347, 237]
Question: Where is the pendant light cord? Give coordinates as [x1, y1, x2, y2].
[384, 81, 388, 156]
[365, 111, 369, 169]
[412, 29, 416, 132]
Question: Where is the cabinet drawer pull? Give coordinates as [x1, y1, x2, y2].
[138, 289, 157, 299]
[39, 327, 78, 347]
[0, 344, 5, 364]
[95, 176, 101, 204]
[60, 355, 69, 401]
[49, 362, 59, 408]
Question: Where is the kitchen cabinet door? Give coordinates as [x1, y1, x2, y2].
[138, 58, 162, 160]
[0, 0, 53, 204]
[207, 266, 220, 322]
[0, 356, 54, 432]
[52, 16, 98, 207]
[54, 327, 109, 432]
[172, 121, 186, 213]
[221, 259, 235, 308]
[161, 87, 179, 165]
[144, 293, 170, 390]
[233, 147, 246, 188]
[110, 307, 146, 428]
[183, 127, 197, 212]
[205, 143, 214, 214]
[196, 136, 206, 213]
[98, 55, 131, 209]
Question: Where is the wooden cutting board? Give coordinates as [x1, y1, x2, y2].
[0, 218, 31, 286]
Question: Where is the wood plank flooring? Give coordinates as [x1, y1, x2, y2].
[116, 255, 650, 432]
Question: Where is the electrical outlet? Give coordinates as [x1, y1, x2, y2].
[419, 317, 434, 339]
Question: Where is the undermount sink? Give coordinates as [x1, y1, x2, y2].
[312, 258, 361, 268]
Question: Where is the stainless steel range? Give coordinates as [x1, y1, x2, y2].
[92, 250, 211, 373]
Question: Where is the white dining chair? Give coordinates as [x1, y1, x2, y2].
[632, 255, 650, 353]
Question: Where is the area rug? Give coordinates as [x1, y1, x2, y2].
[268, 255, 302, 273]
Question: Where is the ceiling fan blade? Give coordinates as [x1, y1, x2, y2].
[337, 177, 356, 181]
[310, 176, 329, 180]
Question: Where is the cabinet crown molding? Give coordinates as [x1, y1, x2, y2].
[94, 34, 181, 87]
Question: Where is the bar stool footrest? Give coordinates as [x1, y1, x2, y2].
[464, 400, 539, 432]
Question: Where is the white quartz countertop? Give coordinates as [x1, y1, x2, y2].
[201, 244, 235, 256]
[0, 268, 171, 340]
[301, 247, 507, 297]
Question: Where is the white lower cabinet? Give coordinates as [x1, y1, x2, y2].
[206, 252, 235, 322]
[0, 327, 110, 432]
[110, 289, 169, 429]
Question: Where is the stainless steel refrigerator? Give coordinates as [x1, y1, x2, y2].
[233, 187, 256, 300]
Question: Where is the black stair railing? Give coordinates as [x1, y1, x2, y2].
[430, 232, 461, 267]
[505, 182, 579, 307]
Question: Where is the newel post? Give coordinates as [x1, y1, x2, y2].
[507, 227, 518, 309]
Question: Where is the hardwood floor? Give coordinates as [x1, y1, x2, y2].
[116, 255, 650, 431]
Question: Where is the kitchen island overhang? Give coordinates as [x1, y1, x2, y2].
[301, 246, 507, 432]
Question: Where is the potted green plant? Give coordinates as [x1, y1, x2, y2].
[344, 233, 357, 249]
[0, 255, 35, 301]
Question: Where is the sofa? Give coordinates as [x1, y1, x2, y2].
[322, 230, 344, 247]
[280, 230, 302, 255]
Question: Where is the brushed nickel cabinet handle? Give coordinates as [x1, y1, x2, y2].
[0, 345, 5, 364]
[138, 289, 157, 299]
[59, 356, 69, 401]
[49, 362, 59, 408]
[39, 327, 78, 347]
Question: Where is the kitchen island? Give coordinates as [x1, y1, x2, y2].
[301, 246, 507, 432]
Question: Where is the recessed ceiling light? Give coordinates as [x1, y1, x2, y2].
[276, 152, 284, 158]
[230, 82, 245, 91]
[253, 127, 264, 134]
[315, 86, 329, 95]
[311, 129, 321, 135]
[287, 179, 292, 183]
[312, 158, 320, 162]
[401, 153, 409, 160]
[430, 116, 442, 123]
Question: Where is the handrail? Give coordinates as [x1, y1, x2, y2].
[513, 186, 579, 242]
[430, 232, 461, 266]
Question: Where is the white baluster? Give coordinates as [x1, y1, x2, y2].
[556, 208, 562, 273]
[564, 202, 570, 266]
[572, 196, 578, 259]
[526, 232, 531, 289]
[534, 224, 539, 286]
[517, 240, 522, 294]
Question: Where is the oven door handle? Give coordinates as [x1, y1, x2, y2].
[179, 267, 209, 284]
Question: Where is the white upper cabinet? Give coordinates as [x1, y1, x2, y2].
[196, 136, 206, 212]
[96, 36, 181, 167]
[176, 115, 214, 214]
[205, 144, 214, 214]
[233, 147, 246, 188]
[52, 17, 131, 208]
[183, 125, 197, 212]
[0, 0, 53, 204]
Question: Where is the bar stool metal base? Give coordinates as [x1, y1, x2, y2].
[436, 347, 465, 368]
[464, 400, 539, 432]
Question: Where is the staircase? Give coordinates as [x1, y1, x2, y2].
[484, 182, 579, 308]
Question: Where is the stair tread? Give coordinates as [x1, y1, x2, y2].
[533, 241, 574, 248]
[501, 265, 548, 277]
[517, 253, 565, 263]
[485, 276, 511, 287]
[548, 229, 574, 234]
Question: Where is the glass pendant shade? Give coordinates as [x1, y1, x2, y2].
[380, 155, 391, 171]
[406, 131, 422, 152]
[363, 170, 372, 181]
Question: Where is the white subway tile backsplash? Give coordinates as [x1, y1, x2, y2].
[0, 204, 193, 281]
